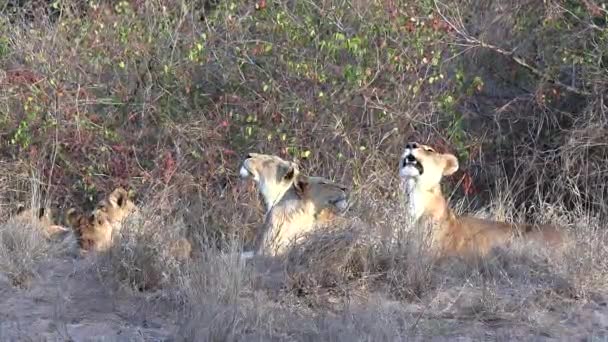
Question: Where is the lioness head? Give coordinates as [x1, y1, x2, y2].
[399, 142, 459, 189]
[240, 153, 300, 208]
[96, 187, 137, 223]
[66, 208, 113, 252]
[293, 175, 349, 221]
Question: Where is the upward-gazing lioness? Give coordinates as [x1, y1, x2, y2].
[399, 142, 564, 258]
[240, 153, 349, 257]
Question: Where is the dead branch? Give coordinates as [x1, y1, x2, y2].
[434, 0, 591, 97]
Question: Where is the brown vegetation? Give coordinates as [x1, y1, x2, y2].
[0, 0, 607, 339]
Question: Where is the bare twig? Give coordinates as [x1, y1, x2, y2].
[434, 0, 591, 97]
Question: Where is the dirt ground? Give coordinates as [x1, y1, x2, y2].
[2, 252, 608, 341]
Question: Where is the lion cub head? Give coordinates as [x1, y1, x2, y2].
[399, 142, 459, 190]
[95, 187, 138, 224]
[240, 153, 300, 209]
[14, 205, 70, 239]
[66, 208, 113, 252]
[294, 175, 349, 222]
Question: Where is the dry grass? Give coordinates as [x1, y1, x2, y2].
[0, 179, 72, 288]
[0, 173, 607, 339]
[0, 218, 54, 288]
[95, 204, 192, 292]
[0, 0, 607, 339]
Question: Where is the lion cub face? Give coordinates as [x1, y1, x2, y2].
[240, 153, 300, 208]
[96, 187, 138, 224]
[294, 175, 349, 221]
[399, 142, 459, 190]
[66, 208, 113, 252]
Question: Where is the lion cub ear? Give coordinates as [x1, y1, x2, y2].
[108, 188, 129, 209]
[66, 208, 80, 227]
[15, 204, 26, 216]
[442, 153, 459, 176]
[37, 207, 47, 220]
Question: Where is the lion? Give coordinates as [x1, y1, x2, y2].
[398, 142, 564, 258]
[95, 187, 139, 232]
[67, 188, 192, 259]
[67, 207, 193, 260]
[14, 205, 70, 239]
[239, 153, 349, 257]
[66, 207, 114, 253]
[66, 187, 138, 253]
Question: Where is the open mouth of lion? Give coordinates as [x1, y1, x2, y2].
[400, 154, 424, 176]
[239, 163, 253, 179]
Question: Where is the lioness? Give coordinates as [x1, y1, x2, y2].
[399, 142, 564, 258]
[240, 153, 349, 257]
[14, 205, 70, 239]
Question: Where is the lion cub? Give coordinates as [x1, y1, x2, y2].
[66, 187, 138, 253]
[66, 187, 192, 259]
[13, 205, 70, 239]
[240, 153, 349, 257]
[95, 187, 139, 233]
[66, 208, 113, 252]
[399, 142, 564, 258]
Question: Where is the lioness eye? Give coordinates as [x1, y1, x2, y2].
[425, 148, 435, 152]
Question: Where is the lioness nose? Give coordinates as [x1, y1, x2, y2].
[406, 154, 416, 162]
[405, 142, 418, 149]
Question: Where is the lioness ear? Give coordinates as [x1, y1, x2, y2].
[293, 176, 310, 196]
[442, 154, 459, 176]
[279, 164, 297, 181]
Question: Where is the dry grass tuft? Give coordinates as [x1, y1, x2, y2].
[95, 205, 191, 292]
[0, 180, 72, 288]
[0, 219, 55, 288]
[285, 219, 375, 290]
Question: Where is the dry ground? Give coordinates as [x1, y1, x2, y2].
[1, 193, 608, 341]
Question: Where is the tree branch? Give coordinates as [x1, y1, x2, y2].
[434, 0, 591, 97]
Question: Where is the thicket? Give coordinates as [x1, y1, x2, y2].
[1, 0, 606, 236]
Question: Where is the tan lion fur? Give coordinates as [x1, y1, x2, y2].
[14, 205, 70, 239]
[399, 142, 564, 258]
[240, 153, 349, 257]
[66, 187, 138, 253]
[66, 187, 192, 259]
[66, 207, 114, 253]
[95, 187, 139, 233]
[167, 238, 192, 261]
